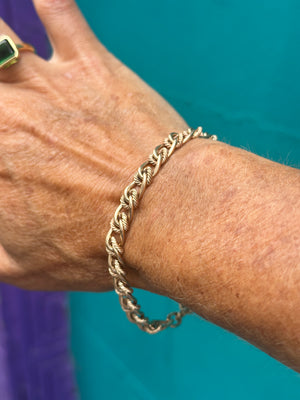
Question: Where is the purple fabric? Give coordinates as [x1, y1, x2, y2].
[0, 1, 77, 399]
[0, 286, 77, 400]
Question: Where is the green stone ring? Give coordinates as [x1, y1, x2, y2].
[0, 35, 35, 70]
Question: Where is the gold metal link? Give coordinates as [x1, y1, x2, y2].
[105, 127, 217, 334]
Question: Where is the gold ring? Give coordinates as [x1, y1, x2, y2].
[0, 35, 35, 70]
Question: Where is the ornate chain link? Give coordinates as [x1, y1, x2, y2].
[105, 127, 217, 334]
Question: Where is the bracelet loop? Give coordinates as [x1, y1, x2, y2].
[106, 127, 217, 333]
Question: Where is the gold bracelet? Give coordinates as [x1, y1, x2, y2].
[105, 127, 217, 334]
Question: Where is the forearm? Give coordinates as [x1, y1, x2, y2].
[124, 139, 300, 371]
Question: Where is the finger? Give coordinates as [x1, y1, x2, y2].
[0, 244, 22, 283]
[0, 18, 39, 82]
[32, 0, 101, 61]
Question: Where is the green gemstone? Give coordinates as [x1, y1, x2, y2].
[0, 39, 16, 66]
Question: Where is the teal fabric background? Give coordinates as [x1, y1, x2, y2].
[69, 1, 300, 399]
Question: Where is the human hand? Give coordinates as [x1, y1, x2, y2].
[0, 0, 188, 291]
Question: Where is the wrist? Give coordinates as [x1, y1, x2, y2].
[122, 136, 218, 298]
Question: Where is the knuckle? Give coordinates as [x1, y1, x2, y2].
[76, 51, 111, 79]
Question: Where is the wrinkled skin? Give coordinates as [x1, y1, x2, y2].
[0, 0, 187, 291]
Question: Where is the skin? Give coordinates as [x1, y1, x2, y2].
[0, 0, 299, 372]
